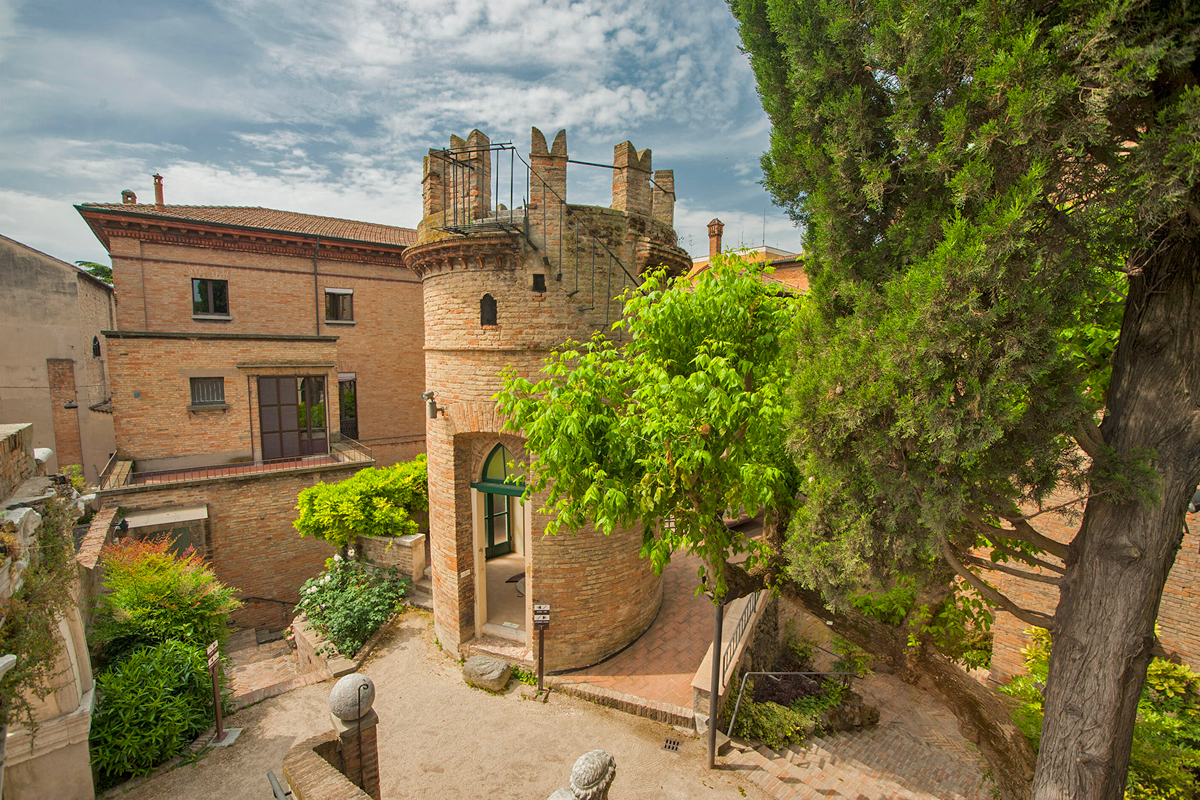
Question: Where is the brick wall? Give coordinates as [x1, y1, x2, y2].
[988, 504, 1200, 681]
[99, 463, 357, 630]
[46, 359, 83, 470]
[0, 424, 36, 501]
[102, 235, 424, 467]
[105, 333, 340, 467]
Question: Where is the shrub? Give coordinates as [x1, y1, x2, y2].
[294, 456, 429, 549]
[1002, 627, 1200, 798]
[92, 535, 240, 667]
[89, 640, 214, 787]
[296, 557, 408, 657]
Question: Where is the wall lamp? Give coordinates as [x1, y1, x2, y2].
[422, 391, 445, 420]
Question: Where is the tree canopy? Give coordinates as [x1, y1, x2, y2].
[495, 256, 797, 599]
[731, 0, 1199, 796]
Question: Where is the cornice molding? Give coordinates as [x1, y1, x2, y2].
[77, 211, 408, 268]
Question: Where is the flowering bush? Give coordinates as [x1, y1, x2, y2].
[93, 534, 240, 668]
[295, 556, 408, 657]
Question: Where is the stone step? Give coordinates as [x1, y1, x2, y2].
[408, 590, 433, 611]
[225, 628, 259, 653]
[463, 635, 534, 670]
[414, 576, 432, 594]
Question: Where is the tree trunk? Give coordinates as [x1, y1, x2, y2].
[1033, 226, 1200, 798]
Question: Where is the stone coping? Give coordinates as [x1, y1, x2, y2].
[292, 613, 396, 679]
[282, 731, 371, 800]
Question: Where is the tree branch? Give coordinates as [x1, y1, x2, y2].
[988, 540, 1066, 575]
[938, 536, 1055, 629]
[1021, 493, 1101, 522]
[1074, 415, 1107, 460]
[965, 554, 1062, 585]
[997, 516, 1071, 561]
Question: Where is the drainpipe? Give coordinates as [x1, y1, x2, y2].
[313, 237, 321, 335]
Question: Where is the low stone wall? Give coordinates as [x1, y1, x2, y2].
[282, 731, 371, 800]
[692, 592, 778, 734]
[358, 532, 426, 581]
[291, 613, 393, 679]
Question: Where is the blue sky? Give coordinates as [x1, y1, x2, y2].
[0, 0, 800, 266]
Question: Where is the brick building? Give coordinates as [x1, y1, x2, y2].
[74, 186, 423, 629]
[0, 234, 116, 482]
[405, 127, 691, 670]
[688, 218, 808, 294]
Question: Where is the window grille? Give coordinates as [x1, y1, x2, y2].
[190, 377, 225, 406]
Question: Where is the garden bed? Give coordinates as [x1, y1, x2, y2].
[291, 611, 397, 679]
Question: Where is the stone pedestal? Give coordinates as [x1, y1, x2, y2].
[328, 674, 381, 800]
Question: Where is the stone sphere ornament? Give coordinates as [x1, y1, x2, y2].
[328, 673, 375, 721]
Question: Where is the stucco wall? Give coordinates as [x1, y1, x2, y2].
[0, 235, 116, 481]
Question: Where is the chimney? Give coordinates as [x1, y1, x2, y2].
[708, 218, 724, 259]
[153, 174, 164, 207]
[121, 189, 137, 204]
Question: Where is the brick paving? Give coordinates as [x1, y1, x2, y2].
[554, 552, 711, 714]
[720, 670, 993, 799]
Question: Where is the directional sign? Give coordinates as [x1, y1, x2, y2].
[207, 640, 220, 669]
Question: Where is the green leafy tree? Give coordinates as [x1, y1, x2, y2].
[731, 0, 1199, 796]
[75, 260, 112, 284]
[294, 456, 429, 550]
[495, 256, 798, 601]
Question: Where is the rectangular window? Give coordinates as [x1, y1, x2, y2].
[192, 278, 229, 316]
[190, 377, 225, 406]
[325, 288, 353, 322]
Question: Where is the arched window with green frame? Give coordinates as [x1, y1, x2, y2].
[471, 444, 524, 559]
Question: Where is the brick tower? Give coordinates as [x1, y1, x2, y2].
[405, 127, 690, 669]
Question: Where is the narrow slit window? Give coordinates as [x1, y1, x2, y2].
[532, 273, 546, 293]
[481, 293, 497, 326]
[92, 336, 101, 358]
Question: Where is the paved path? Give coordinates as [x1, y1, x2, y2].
[720, 671, 992, 799]
[113, 610, 766, 800]
[556, 553, 711, 713]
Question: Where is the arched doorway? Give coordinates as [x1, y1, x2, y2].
[470, 443, 528, 642]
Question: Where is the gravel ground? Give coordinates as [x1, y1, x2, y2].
[109, 609, 764, 800]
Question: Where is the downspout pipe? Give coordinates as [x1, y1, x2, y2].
[313, 236, 321, 335]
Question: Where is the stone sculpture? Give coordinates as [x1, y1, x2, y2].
[549, 750, 616, 800]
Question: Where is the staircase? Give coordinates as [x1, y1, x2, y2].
[408, 566, 434, 610]
[722, 722, 992, 800]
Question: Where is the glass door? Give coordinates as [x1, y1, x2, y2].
[299, 376, 328, 455]
[485, 492, 511, 558]
[339, 379, 358, 440]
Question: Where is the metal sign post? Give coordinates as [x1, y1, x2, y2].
[207, 640, 225, 745]
[533, 604, 550, 693]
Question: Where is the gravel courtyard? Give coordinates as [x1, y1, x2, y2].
[109, 609, 764, 800]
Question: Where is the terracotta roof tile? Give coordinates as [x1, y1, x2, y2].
[78, 204, 416, 248]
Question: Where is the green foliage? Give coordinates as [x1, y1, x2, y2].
[89, 640, 214, 787]
[61, 464, 87, 492]
[732, 678, 848, 749]
[295, 557, 408, 657]
[510, 666, 538, 687]
[830, 636, 872, 678]
[92, 535, 241, 667]
[495, 256, 798, 599]
[0, 499, 76, 729]
[850, 577, 992, 670]
[1001, 628, 1200, 798]
[75, 260, 113, 283]
[294, 456, 429, 550]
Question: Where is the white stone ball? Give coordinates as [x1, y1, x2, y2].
[329, 673, 375, 720]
